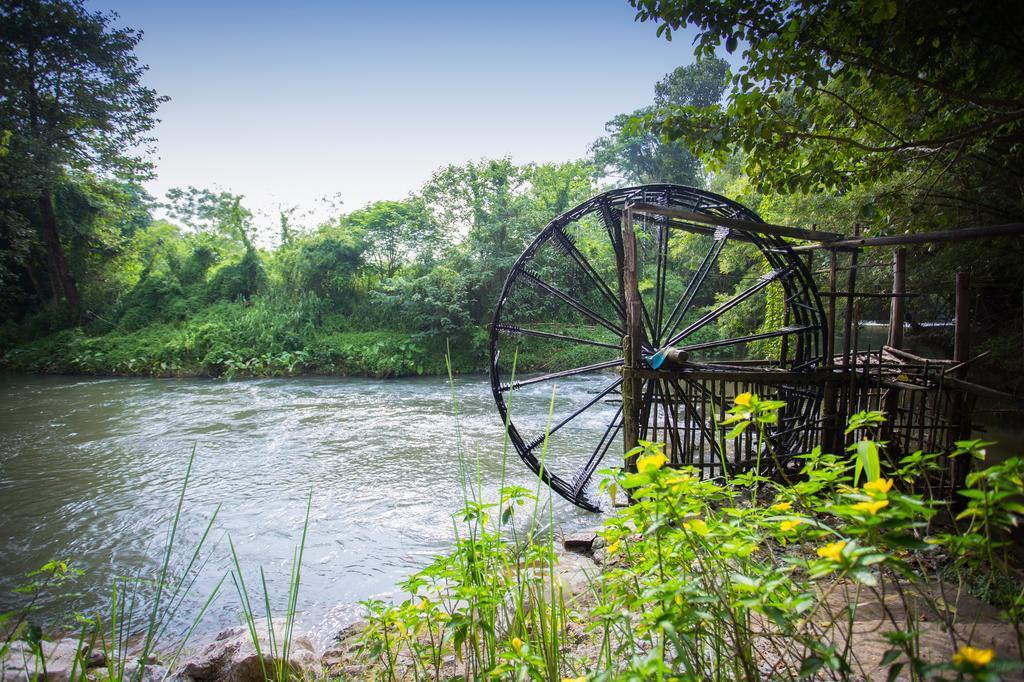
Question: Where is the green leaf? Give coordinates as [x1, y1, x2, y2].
[799, 655, 825, 678]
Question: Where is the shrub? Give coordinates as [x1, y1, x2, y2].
[118, 274, 189, 330]
[358, 399, 1024, 681]
[207, 250, 267, 302]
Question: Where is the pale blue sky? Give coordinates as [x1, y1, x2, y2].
[87, 0, 711, 232]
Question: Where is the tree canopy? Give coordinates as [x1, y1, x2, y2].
[629, 0, 1024, 225]
[591, 56, 730, 186]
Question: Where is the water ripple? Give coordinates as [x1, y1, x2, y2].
[0, 374, 603, 637]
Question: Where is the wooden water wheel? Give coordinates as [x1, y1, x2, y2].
[489, 185, 828, 512]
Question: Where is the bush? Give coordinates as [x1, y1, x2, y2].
[207, 250, 267, 302]
[368, 267, 473, 335]
[276, 233, 363, 309]
[118, 274, 189, 330]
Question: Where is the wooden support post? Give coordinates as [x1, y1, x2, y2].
[837, 226, 860, 449]
[950, 271, 973, 499]
[821, 250, 839, 453]
[622, 206, 643, 472]
[888, 248, 907, 350]
[954, 271, 972, 382]
[883, 247, 907, 454]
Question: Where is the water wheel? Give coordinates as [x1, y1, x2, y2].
[489, 184, 827, 512]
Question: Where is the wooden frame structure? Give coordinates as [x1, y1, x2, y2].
[619, 201, 1024, 496]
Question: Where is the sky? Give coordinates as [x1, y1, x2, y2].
[85, 0, 708, 235]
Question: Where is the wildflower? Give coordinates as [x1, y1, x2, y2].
[683, 518, 709, 536]
[816, 540, 846, 562]
[853, 499, 889, 515]
[772, 501, 793, 511]
[562, 677, 588, 682]
[511, 637, 523, 653]
[952, 645, 993, 669]
[734, 392, 753, 407]
[864, 478, 894, 496]
[780, 519, 803, 532]
[637, 452, 668, 473]
[607, 540, 621, 554]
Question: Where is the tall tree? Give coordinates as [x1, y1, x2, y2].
[0, 0, 164, 314]
[590, 57, 730, 186]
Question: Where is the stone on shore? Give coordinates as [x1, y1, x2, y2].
[1, 639, 82, 682]
[176, 621, 321, 682]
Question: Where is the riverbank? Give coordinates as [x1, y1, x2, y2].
[0, 325, 486, 378]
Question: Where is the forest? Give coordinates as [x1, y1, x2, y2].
[2, 0, 1021, 385]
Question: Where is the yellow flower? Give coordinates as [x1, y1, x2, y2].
[853, 499, 889, 515]
[683, 519, 709, 536]
[864, 478, 894, 496]
[816, 540, 846, 562]
[772, 501, 793, 511]
[607, 540, 621, 554]
[562, 677, 587, 682]
[511, 637, 523, 653]
[952, 645, 993, 668]
[637, 452, 668, 473]
[780, 519, 803, 532]
[734, 392, 753, 407]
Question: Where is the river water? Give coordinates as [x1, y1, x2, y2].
[0, 374, 603, 641]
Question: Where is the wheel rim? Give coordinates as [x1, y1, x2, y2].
[490, 184, 826, 512]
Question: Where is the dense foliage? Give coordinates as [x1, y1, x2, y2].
[358, 399, 1024, 680]
[2, 0, 1021, 383]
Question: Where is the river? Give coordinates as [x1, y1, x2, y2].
[2, 370, 1020, 647]
[0, 374, 602, 642]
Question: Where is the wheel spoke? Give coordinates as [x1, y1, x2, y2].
[518, 269, 623, 337]
[552, 228, 625, 320]
[660, 229, 728, 345]
[571, 404, 623, 497]
[500, 358, 623, 392]
[523, 377, 623, 452]
[652, 219, 669, 344]
[495, 324, 621, 350]
[677, 325, 818, 354]
[663, 265, 797, 348]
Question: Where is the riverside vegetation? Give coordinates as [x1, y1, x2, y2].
[3, 391, 1023, 681]
[6, 0, 1024, 383]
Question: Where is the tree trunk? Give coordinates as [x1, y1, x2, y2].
[37, 192, 80, 313]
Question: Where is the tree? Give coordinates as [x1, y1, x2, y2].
[628, 0, 1024, 223]
[344, 198, 439, 279]
[0, 0, 165, 314]
[422, 159, 534, 320]
[163, 187, 257, 249]
[590, 57, 729, 186]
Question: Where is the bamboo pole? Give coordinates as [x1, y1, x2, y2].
[622, 207, 642, 472]
[888, 248, 907, 350]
